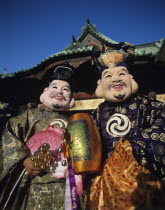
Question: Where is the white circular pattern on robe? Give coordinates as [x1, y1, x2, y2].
[152, 101, 162, 108]
[50, 119, 68, 129]
[140, 157, 147, 165]
[163, 157, 165, 164]
[161, 167, 165, 175]
[155, 119, 164, 125]
[142, 98, 148, 104]
[151, 133, 159, 140]
[161, 110, 165, 117]
[129, 103, 137, 110]
[106, 113, 131, 137]
[160, 133, 165, 142]
[115, 107, 126, 114]
[140, 104, 146, 111]
[142, 131, 149, 138]
[156, 145, 165, 155]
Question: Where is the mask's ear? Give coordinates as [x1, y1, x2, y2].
[40, 88, 48, 104]
[130, 75, 138, 94]
[95, 79, 103, 98]
[69, 96, 75, 109]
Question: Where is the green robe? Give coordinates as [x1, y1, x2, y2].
[0, 105, 72, 210]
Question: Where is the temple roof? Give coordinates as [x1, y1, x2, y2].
[1, 19, 164, 79]
[77, 18, 118, 44]
[135, 39, 164, 56]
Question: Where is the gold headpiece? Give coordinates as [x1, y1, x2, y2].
[92, 42, 135, 72]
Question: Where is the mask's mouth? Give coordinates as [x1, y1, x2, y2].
[112, 83, 124, 91]
[50, 94, 65, 101]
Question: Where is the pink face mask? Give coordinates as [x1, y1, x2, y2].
[95, 66, 138, 102]
[40, 80, 75, 111]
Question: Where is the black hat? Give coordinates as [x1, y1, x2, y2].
[51, 62, 74, 86]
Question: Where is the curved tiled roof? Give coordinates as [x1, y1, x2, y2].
[1, 20, 164, 79]
[135, 38, 164, 57]
[0, 46, 92, 79]
[78, 19, 118, 44]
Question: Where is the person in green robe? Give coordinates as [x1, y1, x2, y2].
[0, 63, 82, 210]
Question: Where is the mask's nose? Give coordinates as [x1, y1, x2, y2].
[55, 88, 63, 95]
[112, 73, 122, 82]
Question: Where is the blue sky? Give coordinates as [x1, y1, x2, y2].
[0, 0, 165, 74]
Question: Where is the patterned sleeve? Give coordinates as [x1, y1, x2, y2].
[130, 100, 165, 185]
[0, 111, 30, 181]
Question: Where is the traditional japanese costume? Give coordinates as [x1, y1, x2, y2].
[85, 42, 165, 210]
[85, 95, 165, 209]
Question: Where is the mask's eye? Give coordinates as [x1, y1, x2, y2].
[63, 88, 70, 92]
[105, 74, 112, 78]
[119, 72, 126, 76]
[52, 86, 57, 89]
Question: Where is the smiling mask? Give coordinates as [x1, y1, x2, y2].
[92, 42, 138, 102]
[40, 63, 75, 110]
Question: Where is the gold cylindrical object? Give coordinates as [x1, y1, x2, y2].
[66, 113, 102, 174]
